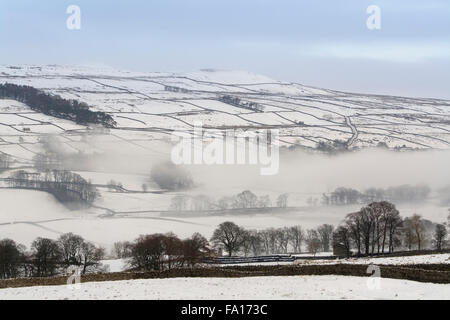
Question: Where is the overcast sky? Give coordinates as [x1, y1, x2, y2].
[1, 0, 449, 98]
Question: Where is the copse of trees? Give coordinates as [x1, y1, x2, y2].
[169, 191, 289, 212]
[209, 222, 334, 257]
[320, 185, 430, 206]
[341, 201, 402, 255]
[316, 140, 349, 153]
[0, 233, 105, 279]
[0, 239, 25, 279]
[0, 83, 116, 127]
[150, 161, 194, 191]
[127, 232, 210, 271]
[7, 170, 98, 207]
[333, 202, 449, 256]
[219, 95, 264, 112]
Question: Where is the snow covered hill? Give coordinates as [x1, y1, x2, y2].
[0, 64, 449, 164]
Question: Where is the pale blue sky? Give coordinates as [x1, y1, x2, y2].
[1, 0, 449, 98]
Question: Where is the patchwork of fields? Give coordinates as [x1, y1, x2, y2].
[0, 65, 449, 249]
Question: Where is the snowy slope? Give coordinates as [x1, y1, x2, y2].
[0, 64, 449, 164]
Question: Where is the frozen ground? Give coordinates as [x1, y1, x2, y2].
[0, 275, 448, 300]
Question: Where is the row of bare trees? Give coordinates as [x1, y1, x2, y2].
[333, 202, 449, 257]
[170, 191, 289, 211]
[0, 233, 104, 279]
[318, 185, 430, 206]
[210, 221, 335, 257]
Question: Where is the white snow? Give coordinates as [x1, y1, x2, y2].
[0, 275, 448, 300]
[100, 259, 127, 273]
[301, 254, 450, 266]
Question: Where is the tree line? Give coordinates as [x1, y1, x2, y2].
[0, 232, 213, 279]
[219, 95, 264, 112]
[1, 203, 448, 278]
[210, 203, 448, 258]
[7, 169, 98, 206]
[114, 232, 211, 271]
[317, 185, 430, 206]
[170, 190, 289, 211]
[0, 233, 104, 279]
[0, 83, 116, 127]
[210, 221, 334, 257]
[333, 202, 448, 257]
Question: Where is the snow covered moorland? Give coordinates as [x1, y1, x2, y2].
[0, 276, 448, 300]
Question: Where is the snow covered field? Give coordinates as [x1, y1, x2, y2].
[0, 276, 448, 300]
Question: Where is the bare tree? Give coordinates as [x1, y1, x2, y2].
[433, 224, 447, 251]
[113, 241, 132, 259]
[31, 237, 62, 277]
[305, 230, 321, 256]
[247, 231, 264, 256]
[129, 234, 166, 271]
[217, 196, 234, 210]
[259, 229, 272, 255]
[385, 207, 402, 253]
[80, 242, 105, 274]
[257, 195, 272, 208]
[182, 233, 210, 267]
[169, 195, 188, 211]
[404, 214, 427, 250]
[275, 228, 290, 254]
[161, 232, 184, 269]
[317, 224, 334, 252]
[0, 239, 24, 279]
[345, 212, 362, 255]
[276, 193, 289, 208]
[210, 222, 245, 257]
[58, 233, 84, 267]
[332, 226, 352, 257]
[190, 195, 213, 211]
[287, 226, 304, 253]
[235, 190, 258, 209]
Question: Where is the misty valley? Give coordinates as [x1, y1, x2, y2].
[0, 65, 448, 289]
